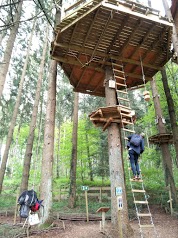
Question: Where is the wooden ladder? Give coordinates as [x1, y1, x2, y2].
[112, 62, 158, 237]
[112, 62, 135, 146]
[130, 176, 158, 237]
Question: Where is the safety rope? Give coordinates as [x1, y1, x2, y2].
[140, 53, 146, 90]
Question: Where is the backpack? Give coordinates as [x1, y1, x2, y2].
[18, 189, 37, 207]
[130, 134, 141, 147]
[19, 204, 30, 218]
[18, 190, 38, 218]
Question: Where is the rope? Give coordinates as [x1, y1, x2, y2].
[139, 53, 147, 90]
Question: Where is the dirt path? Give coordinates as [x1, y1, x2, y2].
[0, 206, 178, 238]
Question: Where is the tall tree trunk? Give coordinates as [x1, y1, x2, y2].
[0, 140, 2, 165]
[161, 67, 178, 167]
[56, 125, 61, 178]
[39, 5, 61, 223]
[0, 0, 23, 99]
[0, 19, 35, 193]
[105, 67, 132, 237]
[85, 128, 93, 181]
[162, 0, 178, 63]
[20, 25, 49, 193]
[40, 58, 57, 223]
[68, 92, 79, 208]
[150, 77, 177, 204]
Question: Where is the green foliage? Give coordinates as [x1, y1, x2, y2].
[0, 194, 16, 211]
[52, 197, 111, 215]
[76, 178, 110, 187]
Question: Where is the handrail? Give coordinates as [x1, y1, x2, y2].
[61, 0, 162, 20]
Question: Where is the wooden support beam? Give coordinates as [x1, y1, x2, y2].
[52, 42, 162, 70]
[53, 55, 153, 82]
[103, 117, 113, 131]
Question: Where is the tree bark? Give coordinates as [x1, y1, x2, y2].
[40, 58, 57, 223]
[105, 67, 132, 237]
[56, 124, 61, 178]
[161, 67, 178, 167]
[0, 0, 23, 99]
[20, 25, 49, 193]
[0, 19, 35, 193]
[150, 77, 177, 204]
[85, 128, 93, 181]
[39, 4, 61, 223]
[68, 92, 79, 208]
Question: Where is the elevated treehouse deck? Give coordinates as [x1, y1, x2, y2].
[51, 0, 173, 97]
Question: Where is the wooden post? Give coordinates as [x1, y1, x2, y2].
[168, 186, 173, 215]
[99, 187, 102, 203]
[85, 190, 89, 222]
[102, 211, 105, 228]
[13, 190, 19, 225]
[96, 207, 110, 230]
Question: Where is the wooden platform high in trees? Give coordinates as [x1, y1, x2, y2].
[51, 0, 173, 97]
[149, 133, 173, 144]
[89, 106, 134, 130]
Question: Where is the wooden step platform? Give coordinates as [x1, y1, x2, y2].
[149, 133, 173, 144]
[137, 213, 151, 217]
[130, 179, 143, 182]
[89, 106, 135, 130]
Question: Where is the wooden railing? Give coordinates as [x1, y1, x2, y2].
[61, 0, 161, 20]
[54, 186, 111, 202]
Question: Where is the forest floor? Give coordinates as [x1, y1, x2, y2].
[0, 205, 178, 238]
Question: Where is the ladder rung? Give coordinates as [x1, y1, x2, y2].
[113, 69, 124, 74]
[130, 179, 143, 182]
[112, 63, 123, 68]
[119, 105, 131, 110]
[119, 104, 131, 113]
[123, 128, 135, 133]
[116, 82, 126, 87]
[116, 90, 128, 94]
[132, 189, 145, 193]
[122, 121, 133, 125]
[115, 75, 125, 80]
[120, 113, 132, 118]
[137, 213, 151, 217]
[139, 224, 154, 228]
[134, 201, 148, 204]
[117, 97, 129, 102]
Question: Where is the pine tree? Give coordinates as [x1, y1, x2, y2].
[0, 0, 23, 99]
[20, 24, 49, 192]
[68, 92, 79, 208]
[0, 18, 36, 193]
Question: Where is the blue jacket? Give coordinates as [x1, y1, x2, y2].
[127, 134, 144, 155]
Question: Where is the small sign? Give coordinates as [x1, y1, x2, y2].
[117, 196, 123, 210]
[81, 186, 89, 191]
[109, 80, 116, 89]
[115, 187, 122, 196]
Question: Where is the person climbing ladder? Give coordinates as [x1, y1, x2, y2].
[127, 132, 145, 180]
